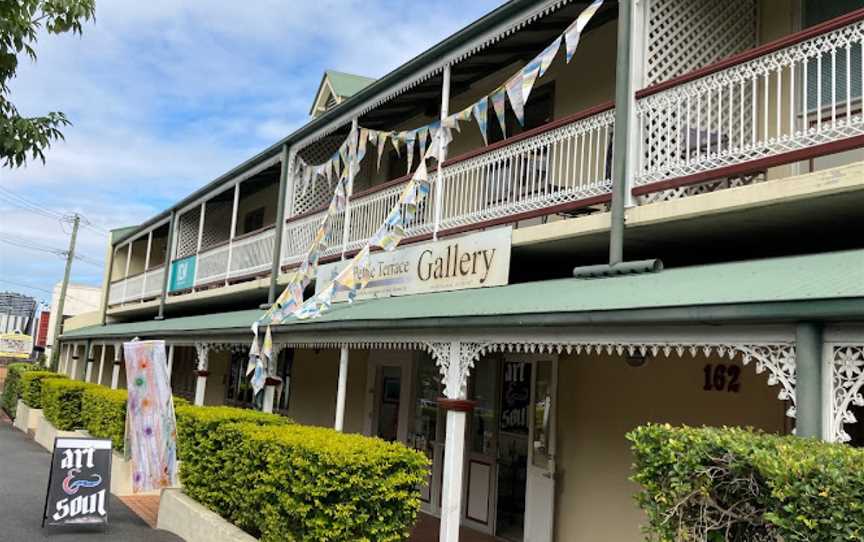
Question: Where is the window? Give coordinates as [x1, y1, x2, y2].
[242, 207, 265, 234]
[803, 0, 864, 112]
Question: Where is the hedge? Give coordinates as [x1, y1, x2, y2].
[1, 362, 35, 417]
[184, 421, 429, 541]
[41, 379, 96, 430]
[21, 371, 67, 409]
[628, 424, 864, 542]
[176, 405, 291, 519]
[82, 387, 189, 453]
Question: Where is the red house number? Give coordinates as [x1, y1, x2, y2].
[703, 364, 741, 393]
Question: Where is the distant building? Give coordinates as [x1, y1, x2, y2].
[44, 283, 101, 361]
[0, 292, 37, 360]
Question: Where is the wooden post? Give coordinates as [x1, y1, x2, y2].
[334, 346, 350, 431]
[194, 344, 209, 406]
[433, 64, 451, 241]
[167, 344, 175, 382]
[97, 343, 107, 386]
[111, 342, 122, 389]
[225, 182, 241, 285]
[340, 119, 359, 260]
[69, 343, 80, 380]
[439, 341, 469, 542]
[84, 340, 94, 382]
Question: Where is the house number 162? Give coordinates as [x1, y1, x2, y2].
[703, 364, 741, 393]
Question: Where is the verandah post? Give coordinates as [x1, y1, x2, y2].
[795, 322, 824, 438]
[84, 340, 94, 382]
[69, 343, 80, 379]
[439, 340, 471, 542]
[433, 63, 451, 241]
[340, 118, 359, 260]
[194, 343, 209, 406]
[97, 343, 106, 386]
[111, 342, 122, 389]
[334, 346, 350, 431]
[266, 143, 291, 307]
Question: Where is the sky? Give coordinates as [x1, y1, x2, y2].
[0, 0, 505, 308]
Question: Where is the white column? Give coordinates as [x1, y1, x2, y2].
[340, 118, 359, 260]
[192, 201, 206, 288]
[439, 340, 468, 542]
[167, 344, 175, 382]
[84, 342, 94, 382]
[225, 182, 241, 285]
[433, 63, 451, 240]
[334, 346, 350, 431]
[821, 341, 835, 441]
[194, 344, 209, 406]
[262, 386, 276, 414]
[60, 343, 70, 374]
[97, 344, 107, 386]
[111, 342, 122, 389]
[69, 343, 80, 380]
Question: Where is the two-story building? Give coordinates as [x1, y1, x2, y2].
[58, 1, 864, 541]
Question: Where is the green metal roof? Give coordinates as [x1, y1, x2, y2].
[325, 70, 376, 98]
[62, 250, 864, 340]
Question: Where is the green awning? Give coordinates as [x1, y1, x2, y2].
[62, 249, 864, 340]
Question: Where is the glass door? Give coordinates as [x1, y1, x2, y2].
[524, 358, 557, 542]
[376, 365, 402, 441]
[411, 354, 442, 511]
[496, 360, 531, 541]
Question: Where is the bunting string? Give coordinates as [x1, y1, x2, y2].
[248, 0, 603, 371]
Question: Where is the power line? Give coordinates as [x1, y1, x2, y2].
[0, 235, 103, 268]
[0, 187, 108, 234]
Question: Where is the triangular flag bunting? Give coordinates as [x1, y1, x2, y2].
[565, 0, 603, 63]
[505, 73, 525, 126]
[490, 86, 508, 138]
[538, 36, 561, 77]
[472, 98, 489, 145]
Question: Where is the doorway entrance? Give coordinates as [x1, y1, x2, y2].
[365, 350, 412, 444]
[408, 354, 557, 542]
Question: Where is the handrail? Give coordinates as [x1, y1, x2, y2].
[636, 7, 864, 99]
[284, 100, 616, 224]
[230, 223, 276, 242]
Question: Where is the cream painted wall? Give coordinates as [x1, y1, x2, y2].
[236, 182, 279, 235]
[204, 350, 230, 406]
[287, 348, 370, 434]
[554, 352, 788, 542]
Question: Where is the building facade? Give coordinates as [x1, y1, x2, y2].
[60, 1, 864, 541]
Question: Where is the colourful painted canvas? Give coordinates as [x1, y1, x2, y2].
[123, 340, 178, 493]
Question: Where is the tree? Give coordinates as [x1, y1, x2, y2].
[0, 0, 95, 167]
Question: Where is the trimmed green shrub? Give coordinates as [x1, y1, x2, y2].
[214, 423, 430, 541]
[21, 371, 67, 409]
[176, 404, 290, 517]
[82, 386, 127, 450]
[1, 362, 35, 417]
[41, 379, 96, 430]
[628, 424, 864, 542]
[81, 387, 189, 453]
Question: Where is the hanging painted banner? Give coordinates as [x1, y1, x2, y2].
[42, 437, 112, 528]
[123, 340, 178, 493]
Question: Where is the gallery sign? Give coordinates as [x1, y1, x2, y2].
[0, 332, 33, 359]
[42, 437, 112, 528]
[169, 255, 196, 292]
[316, 227, 511, 302]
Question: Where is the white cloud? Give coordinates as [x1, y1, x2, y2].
[0, 0, 504, 303]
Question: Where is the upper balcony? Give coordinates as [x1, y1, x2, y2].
[106, 0, 864, 315]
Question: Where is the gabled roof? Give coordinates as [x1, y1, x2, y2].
[61, 249, 864, 340]
[310, 70, 375, 116]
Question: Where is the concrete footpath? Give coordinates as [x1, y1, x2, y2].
[0, 419, 182, 542]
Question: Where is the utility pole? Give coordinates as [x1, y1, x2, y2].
[50, 213, 79, 371]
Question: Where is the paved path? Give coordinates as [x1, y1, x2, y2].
[0, 421, 183, 541]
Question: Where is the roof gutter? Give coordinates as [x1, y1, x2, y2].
[60, 298, 864, 341]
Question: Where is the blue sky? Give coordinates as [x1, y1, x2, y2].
[0, 0, 504, 307]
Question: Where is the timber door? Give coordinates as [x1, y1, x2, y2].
[524, 358, 557, 542]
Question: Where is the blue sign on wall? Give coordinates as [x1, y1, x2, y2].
[169, 256, 196, 292]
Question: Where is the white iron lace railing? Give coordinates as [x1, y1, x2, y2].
[107, 265, 166, 306]
[282, 105, 615, 266]
[634, 15, 864, 189]
[192, 226, 276, 287]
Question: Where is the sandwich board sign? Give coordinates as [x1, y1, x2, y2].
[42, 437, 112, 528]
